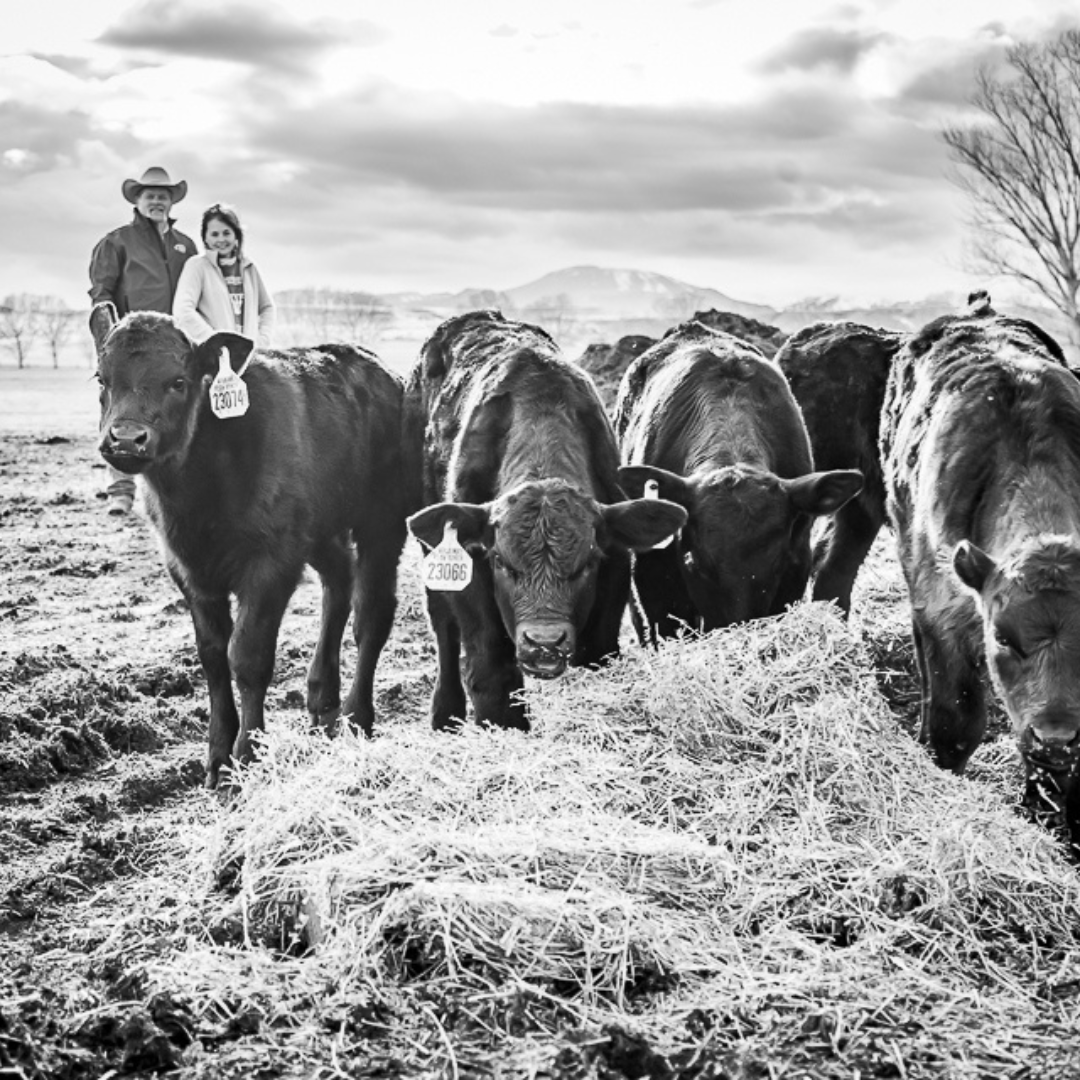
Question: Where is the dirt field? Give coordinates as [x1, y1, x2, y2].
[1, 365, 1074, 1079]
[0, 366, 438, 1077]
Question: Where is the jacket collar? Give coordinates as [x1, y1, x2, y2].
[209, 249, 251, 270]
[132, 209, 177, 234]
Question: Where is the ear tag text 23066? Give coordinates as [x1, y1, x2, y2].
[422, 523, 473, 591]
[644, 479, 674, 549]
[210, 348, 249, 419]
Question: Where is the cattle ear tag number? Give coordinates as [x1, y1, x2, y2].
[210, 348, 249, 419]
[421, 522, 474, 591]
[644, 479, 674, 549]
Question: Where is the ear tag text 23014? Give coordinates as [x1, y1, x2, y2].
[644, 479, 674, 549]
[422, 523, 474, 591]
[210, 348, 249, 419]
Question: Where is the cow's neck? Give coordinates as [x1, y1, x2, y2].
[981, 462, 1080, 555]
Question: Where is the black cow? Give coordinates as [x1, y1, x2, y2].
[404, 310, 686, 731]
[92, 306, 409, 787]
[614, 320, 863, 642]
[881, 293, 1080, 836]
[776, 321, 906, 614]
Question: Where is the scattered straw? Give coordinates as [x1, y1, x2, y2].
[100, 602, 1080, 1077]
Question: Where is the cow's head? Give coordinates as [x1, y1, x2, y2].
[94, 308, 253, 474]
[620, 463, 863, 628]
[408, 479, 686, 677]
[955, 536, 1080, 777]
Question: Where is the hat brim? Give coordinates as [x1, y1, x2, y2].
[122, 179, 187, 205]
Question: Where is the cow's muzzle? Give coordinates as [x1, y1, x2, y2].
[1022, 725, 1080, 773]
[517, 623, 573, 679]
[100, 420, 153, 473]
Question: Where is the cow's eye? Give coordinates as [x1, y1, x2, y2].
[491, 553, 516, 578]
[169, 377, 186, 393]
[569, 557, 598, 582]
[993, 629, 1026, 658]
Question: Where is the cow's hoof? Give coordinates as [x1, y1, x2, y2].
[310, 705, 342, 735]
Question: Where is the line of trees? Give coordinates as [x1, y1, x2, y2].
[0, 294, 86, 368]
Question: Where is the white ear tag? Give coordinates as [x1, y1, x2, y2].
[422, 523, 474, 591]
[209, 348, 249, 419]
[644, 479, 674, 549]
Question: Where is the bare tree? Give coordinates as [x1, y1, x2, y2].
[38, 299, 78, 368]
[942, 30, 1080, 348]
[0, 294, 42, 368]
[337, 294, 393, 347]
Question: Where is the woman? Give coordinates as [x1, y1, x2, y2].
[173, 203, 275, 347]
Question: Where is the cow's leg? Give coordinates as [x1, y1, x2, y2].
[913, 609, 987, 773]
[810, 497, 883, 616]
[184, 590, 238, 789]
[631, 547, 696, 644]
[306, 536, 355, 728]
[340, 529, 402, 737]
[453, 586, 527, 730]
[577, 552, 632, 664]
[463, 629, 526, 731]
[229, 572, 297, 771]
[426, 590, 468, 730]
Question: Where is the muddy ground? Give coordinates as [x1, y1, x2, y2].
[0, 370, 438, 1078]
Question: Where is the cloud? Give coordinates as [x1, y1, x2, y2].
[28, 52, 159, 81]
[0, 101, 96, 176]
[758, 27, 888, 75]
[238, 86, 870, 214]
[97, 0, 380, 75]
[893, 36, 1012, 108]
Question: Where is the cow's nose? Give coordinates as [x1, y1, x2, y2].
[108, 423, 149, 449]
[522, 626, 569, 653]
[1031, 726, 1080, 751]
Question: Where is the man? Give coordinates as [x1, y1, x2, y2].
[89, 166, 195, 514]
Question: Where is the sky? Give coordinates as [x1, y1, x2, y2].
[3, 0, 1078, 310]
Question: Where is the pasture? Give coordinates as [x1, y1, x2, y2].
[2, 363, 1079, 1079]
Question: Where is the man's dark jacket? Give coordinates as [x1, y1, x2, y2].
[88, 210, 196, 315]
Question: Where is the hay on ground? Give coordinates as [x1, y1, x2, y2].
[104, 602, 1080, 1077]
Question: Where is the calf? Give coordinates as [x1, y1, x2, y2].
[881, 294, 1080, 835]
[92, 306, 408, 787]
[404, 310, 686, 731]
[614, 320, 862, 641]
[777, 321, 905, 614]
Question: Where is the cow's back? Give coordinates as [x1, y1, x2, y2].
[882, 312, 1078, 548]
[616, 321, 811, 477]
[406, 310, 620, 504]
[778, 321, 903, 492]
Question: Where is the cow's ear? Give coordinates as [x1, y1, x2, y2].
[408, 502, 491, 551]
[601, 499, 687, 552]
[89, 302, 118, 358]
[617, 464, 691, 506]
[784, 469, 864, 516]
[192, 332, 256, 377]
[954, 540, 996, 595]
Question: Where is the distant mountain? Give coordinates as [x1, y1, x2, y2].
[501, 265, 775, 322]
[770, 294, 964, 335]
[277, 269, 1077, 364]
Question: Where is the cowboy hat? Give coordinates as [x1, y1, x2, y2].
[122, 166, 188, 204]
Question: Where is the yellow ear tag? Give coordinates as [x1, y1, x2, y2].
[422, 522, 474, 592]
[209, 348, 249, 419]
[644, 479, 674, 549]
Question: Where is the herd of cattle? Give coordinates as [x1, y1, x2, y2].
[88, 294, 1080, 844]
